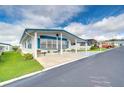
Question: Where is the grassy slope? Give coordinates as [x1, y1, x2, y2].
[0, 51, 43, 82]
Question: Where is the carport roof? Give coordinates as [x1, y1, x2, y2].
[0, 43, 12, 46]
[20, 28, 85, 43]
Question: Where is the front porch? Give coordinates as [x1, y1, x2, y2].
[20, 28, 95, 69]
[33, 31, 85, 58]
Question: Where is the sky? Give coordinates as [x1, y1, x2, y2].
[0, 5, 124, 45]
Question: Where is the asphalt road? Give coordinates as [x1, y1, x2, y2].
[5, 46, 124, 87]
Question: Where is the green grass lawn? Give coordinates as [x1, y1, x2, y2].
[89, 48, 107, 51]
[0, 51, 44, 83]
[78, 48, 108, 52]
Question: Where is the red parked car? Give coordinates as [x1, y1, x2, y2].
[102, 44, 114, 48]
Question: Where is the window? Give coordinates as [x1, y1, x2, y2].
[40, 35, 68, 50]
[27, 38, 32, 49]
[40, 39, 46, 49]
[24, 42, 26, 48]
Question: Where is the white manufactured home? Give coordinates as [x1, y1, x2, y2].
[20, 29, 86, 58]
[0, 43, 12, 52]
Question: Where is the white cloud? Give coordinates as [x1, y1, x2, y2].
[0, 6, 84, 45]
[20, 6, 83, 27]
[64, 13, 124, 41]
[0, 22, 23, 45]
[64, 22, 86, 35]
[1, 5, 124, 44]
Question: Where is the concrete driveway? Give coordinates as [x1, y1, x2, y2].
[4, 47, 124, 87]
[36, 52, 99, 68]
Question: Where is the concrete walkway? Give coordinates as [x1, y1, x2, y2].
[36, 52, 99, 68]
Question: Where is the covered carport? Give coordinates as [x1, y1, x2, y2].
[22, 29, 86, 58]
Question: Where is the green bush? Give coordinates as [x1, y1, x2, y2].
[0, 52, 3, 62]
[24, 53, 33, 60]
[90, 44, 99, 50]
[12, 46, 19, 51]
[71, 49, 75, 52]
[17, 48, 22, 53]
[0, 55, 1, 62]
[1, 52, 4, 55]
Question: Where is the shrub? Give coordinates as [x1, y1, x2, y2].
[1, 52, 4, 55]
[12, 46, 19, 51]
[0, 54, 3, 62]
[0, 52, 3, 62]
[24, 53, 33, 60]
[17, 48, 22, 53]
[90, 44, 99, 50]
[71, 49, 75, 52]
[0, 55, 1, 62]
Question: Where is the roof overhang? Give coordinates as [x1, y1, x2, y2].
[20, 28, 85, 43]
[0, 43, 12, 46]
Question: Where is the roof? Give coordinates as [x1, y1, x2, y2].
[20, 28, 85, 43]
[0, 43, 12, 46]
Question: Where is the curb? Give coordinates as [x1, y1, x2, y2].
[0, 70, 42, 87]
[0, 48, 118, 87]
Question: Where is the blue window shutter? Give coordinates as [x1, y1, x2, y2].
[37, 38, 40, 49]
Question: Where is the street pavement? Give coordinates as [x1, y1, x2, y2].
[5, 46, 124, 87]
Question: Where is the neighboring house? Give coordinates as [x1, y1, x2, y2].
[108, 39, 124, 47]
[76, 39, 98, 50]
[0, 43, 12, 52]
[100, 39, 124, 48]
[20, 28, 86, 58]
[86, 39, 97, 46]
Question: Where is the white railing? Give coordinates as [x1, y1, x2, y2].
[67, 45, 91, 50]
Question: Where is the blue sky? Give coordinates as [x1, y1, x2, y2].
[0, 5, 124, 44]
[1, 6, 124, 26]
[61, 5, 124, 26]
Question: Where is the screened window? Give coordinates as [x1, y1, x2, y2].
[40, 39, 46, 49]
[27, 38, 32, 49]
[24, 42, 26, 48]
[40, 35, 68, 50]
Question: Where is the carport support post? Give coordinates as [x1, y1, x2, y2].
[34, 32, 38, 58]
[46, 39, 48, 48]
[56, 36, 58, 50]
[99, 41, 102, 52]
[60, 32, 63, 54]
[75, 39, 77, 53]
[8, 46, 10, 51]
[68, 40, 71, 48]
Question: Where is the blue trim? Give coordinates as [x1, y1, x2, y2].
[40, 35, 67, 41]
[37, 38, 40, 48]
